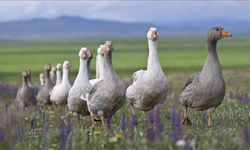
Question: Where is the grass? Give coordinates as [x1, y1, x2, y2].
[0, 37, 250, 83]
[0, 37, 250, 149]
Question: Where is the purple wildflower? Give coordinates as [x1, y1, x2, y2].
[148, 110, 154, 124]
[170, 108, 182, 130]
[169, 107, 182, 142]
[147, 128, 155, 142]
[129, 114, 136, 131]
[154, 106, 164, 138]
[106, 113, 111, 129]
[59, 119, 66, 150]
[0, 130, 4, 141]
[233, 92, 250, 104]
[59, 118, 73, 150]
[30, 117, 37, 129]
[18, 124, 25, 137]
[128, 114, 136, 139]
[2, 102, 8, 113]
[0, 83, 12, 92]
[120, 113, 126, 132]
[243, 127, 249, 144]
[183, 143, 190, 150]
[41, 122, 49, 147]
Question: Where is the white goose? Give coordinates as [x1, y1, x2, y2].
[81, 42, 126, 127]
[68, 47, 93, 116]
[126, 27, 168, 114]
[50, 61, 72, 105]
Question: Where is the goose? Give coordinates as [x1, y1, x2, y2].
[180, 27, 232, 127]
[26, 69, 33, 87]
[50, 61, 72, 105]
[81, 42, 126, 127]
[68, 47, 93, 118]
[50, 66, 57, 85]
[37, 64, 53, 105]
[26, 69, 39, 95]
[126, 27, 168, 114]
[55, 63, 62, 85]
[16, 70, 37, 108]
[39, 72, 45, 86]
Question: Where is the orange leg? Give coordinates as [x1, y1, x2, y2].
[182, 106, 192, 127]
[207, 112, 212, 128]
[130, 103, 135, 116]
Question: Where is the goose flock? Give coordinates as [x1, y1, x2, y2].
[15, 27, 232, 128]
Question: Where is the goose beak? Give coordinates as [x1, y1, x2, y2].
[151, 31, 158, 40]
[221, 30, 232, 38]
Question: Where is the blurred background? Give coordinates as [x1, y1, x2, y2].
[0, 1, 250, 86]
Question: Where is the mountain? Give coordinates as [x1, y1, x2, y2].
[0, 16, 249, 42]
[0, 16, 152, 42]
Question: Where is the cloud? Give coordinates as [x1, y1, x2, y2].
[0, 1, 249, 24]
[24, 1, 40, 15]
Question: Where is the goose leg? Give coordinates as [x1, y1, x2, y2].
[182, 106, 192, 127]
[90, 116, 95, 127]
[77, 114, 81, 127]
[207, 112, 212, 128]
[97, 111, 106, 128]
[130, 102, 135, 116]
[100, 116, 106, 128]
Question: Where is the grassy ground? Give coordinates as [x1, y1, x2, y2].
[0, 37, 250, 149]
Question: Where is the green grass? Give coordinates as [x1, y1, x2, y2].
[0, 37, 250, 149]
[0, 37, 250, 83]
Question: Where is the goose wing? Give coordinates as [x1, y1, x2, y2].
[132, 69, 145, 83]
[182, 72, 200, 91]
[80, 79, 103, 101]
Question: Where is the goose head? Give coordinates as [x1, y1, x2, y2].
[26, 69, 31, 76]
[208, 27, 232, 42]
[97, 42, 113, 64]
[51, 66, 57, 74]
[79, 47, 92, 60]
[63, 60, 71, 70]
[22, 70, 28, 79]
[56, 63, 62, 71]
[147, 27, 158, 41]
[44, 64, 51, 72]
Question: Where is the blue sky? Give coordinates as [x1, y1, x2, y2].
[0, 1, 249, 24]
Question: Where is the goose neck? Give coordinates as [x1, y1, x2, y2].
[78, 58, 89, 82]
[56, 70, 61, 85]
[45, 70, 52, 84]
[62, 68, 70, 83]
[147, 39, 160, 71]
[98, 55, 113, 79]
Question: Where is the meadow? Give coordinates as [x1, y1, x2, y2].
[0, 37, 250, 149]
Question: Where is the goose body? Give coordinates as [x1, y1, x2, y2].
[180, 27, 232, 127]
[16, 70, 37, 108]
[67, 48, 93, 115]
[50, 61, 71, 105]
[126, 27, 168, 111]
[83, 42, 126, 126]
[37, 64, 53, 105]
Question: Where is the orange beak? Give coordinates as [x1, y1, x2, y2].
[221, 29, 232, 38]
[151, 31, 157, 39]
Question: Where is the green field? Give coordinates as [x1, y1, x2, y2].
[0, 37, 250, 84]
[0, 37, 250, 149]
